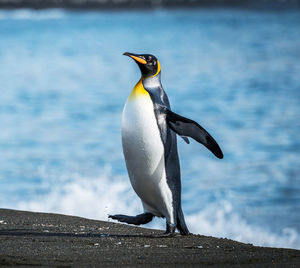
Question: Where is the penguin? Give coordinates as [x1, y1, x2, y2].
[109, 52, 223, 235]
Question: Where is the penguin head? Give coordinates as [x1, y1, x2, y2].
[123, 52, 161, 78]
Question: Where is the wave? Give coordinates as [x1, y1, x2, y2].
[12, 168, 299, 250]
[186, 203, 299, 250]
[0, 9, 66, 20]
[16, 167, 141, 220]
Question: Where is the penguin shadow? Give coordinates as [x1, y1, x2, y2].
[0, 229, 185, 239]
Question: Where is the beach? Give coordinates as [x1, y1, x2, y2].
[0, 5, 299, 254]
[0, 208, 299, 266]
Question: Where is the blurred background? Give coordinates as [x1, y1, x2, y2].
[0, 0, 299, 249]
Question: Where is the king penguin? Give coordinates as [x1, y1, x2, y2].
[109, 52, 223, 235]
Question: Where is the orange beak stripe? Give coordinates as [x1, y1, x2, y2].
[130, 55, 147, 65]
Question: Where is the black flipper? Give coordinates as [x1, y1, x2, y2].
[108, 213, 154, 225]
[181, 136, 190, 144]
[165, 108, 223, 159]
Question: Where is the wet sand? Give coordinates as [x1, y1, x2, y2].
[0, 209, 299, 267]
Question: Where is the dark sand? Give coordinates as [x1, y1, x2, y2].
[0, 209, 299, 267]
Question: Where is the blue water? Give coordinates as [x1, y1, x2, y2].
[0, 8, 299, 249]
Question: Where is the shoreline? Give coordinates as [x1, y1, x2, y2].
[0, 208, 299, 266]
[0, 0, 299, 10]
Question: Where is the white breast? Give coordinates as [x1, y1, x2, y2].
[122, 92, 174, 223]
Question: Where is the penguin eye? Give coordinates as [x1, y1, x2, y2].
[147, 56, 152, 62]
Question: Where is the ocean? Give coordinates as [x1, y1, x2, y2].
[0, 8, 299, 249]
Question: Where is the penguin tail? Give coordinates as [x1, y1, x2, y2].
[108, 212, 154, 226]
[176, 208, 190, 235]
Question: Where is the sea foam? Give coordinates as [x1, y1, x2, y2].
[0, 9, 66, 20]
[14, 168, 299, 250]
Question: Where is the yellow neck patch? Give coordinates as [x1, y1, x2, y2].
[152, 60, 161, 77]
[128, 61, 161, 101]
[128, 78, 149, 101]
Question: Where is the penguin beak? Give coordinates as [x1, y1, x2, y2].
[123, 52, 147, 65]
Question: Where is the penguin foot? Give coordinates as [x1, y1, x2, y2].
[159, 232, 178, 238]
[176, 208, 190, 235]
[159, 221, 191, 237]
[162, 222, 176, 237]
[108, 213, 154, 226]
[178, 228, 191, 236]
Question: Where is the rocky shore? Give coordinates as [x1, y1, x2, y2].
[0, 208, 299, 267]
[0, 0, 299, 9]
